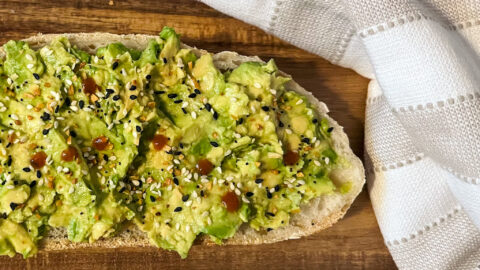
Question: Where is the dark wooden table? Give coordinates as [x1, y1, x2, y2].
[0, 0, 395, 269]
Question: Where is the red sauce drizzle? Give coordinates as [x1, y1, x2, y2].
[221, 191, 240, 212]
[283, 151, 300, 166]
[92, 136, 109, 151]
[30, 151, 47, 169]
[196, 158, 213, 175]
[61, 146, 78, 162]
[82, 77, 97, 95]
[152, 134, 168, 151]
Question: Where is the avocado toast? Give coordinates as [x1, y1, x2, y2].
[0, 27, 364, 258]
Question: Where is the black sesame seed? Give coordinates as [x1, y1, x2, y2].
[154, 90, 165, 95]
[267, 228, 273, 232]
[23, 167, 31, 172]
[181, 108, 187, 114]
[200, 190, 204, 197]
[210, 141, 219, 147]
[113, 95, 120, 101]
[7, 156, 12, 166]
[213, 111, 218, 120]
[246, 192, 254, 197]
[205, 103, 212, 111]
[65, 97, 71, 106]
[33, 73, 40, 80]
[146, 75, 151, 80]
[167, 93, 177, 99]
[78, 100, 85, 109]
[173, 178, 179, 185]
[274, 185, 280, 192]
[70, 130, 77, 138]
[40, 112, 51, 121]
[327, 127, 334, 133]
[194, 89, 201, 94]
[237, 118, 244, 125]
[106, 88, 115, 94]
[182, 195, 190, 202]
[174, 99, 182, 104]
[174, 206, 182, 212]
[255, 178, 264, 184]
[163, 58, 168, 64]
[29, 181, 37, 188]
[36, 170, 42, 178]
[129, 95, 138, 100]
[130, 85, 137, 91]
[266, 191, 272, 199]
[150, 196, 156, 202]
[9, 202, 17, 211]
[42, 129, 49, 135]
[265, 212, 275, 217]
[112, 62, 119, 70]
[119, 187, 126, 193]
[136, 126, 141, 132]
[278, 121, 284, 127]
[54, 106, 60, 113]
[188, 93, 196, 98]
[301, 137, 310, 144]
[261, 106, 269, 112]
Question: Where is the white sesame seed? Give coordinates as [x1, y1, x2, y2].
[269, 188, 275, 193]
[182, 102, 188, 108]
[176, 223, 180, 230]
[27, 63, 34, 69]
[202, 211, 209, 217]
[325, 157, 330, 164]
[185, 200, 193, 207]
[236, 182, 242, 188]
[242, 196, 250, 203]
[254, 82, 261, 88]
[234, 188, 241, 196]
[225, 149, 232, 156]
[65, 79, 72, 85]
[10, 114, 18, 120]
[38, 194, 44, 201]
[68, 186, 75, 194]
[56, 166, 63, 173]
[297, 180, 306, 185]
[229, 182, 235, 190]
[173, 159, 180, 165]
[286, 129, 292, 134]
[201, 178, 209, 184]
[132, 180, 140, 186]
[185, 225, 190, 232]
[191, 111, 197, 119]
[226, 176, 234, 181]
[218, 179, 225, 184]
[6, 185, 14, 190]
[269, 89, 277, 95]
[207, 217, 212, 225]
[6, 78, 12, 85]
[312, 137, 317, 143]
[264, 115, 270, 121]
[216, 167, 222, 174]
[70, 106, 78, 112]
[296, 99, 304, 105]
[26, 54, 33, 61]
[194, 173, 199, 180]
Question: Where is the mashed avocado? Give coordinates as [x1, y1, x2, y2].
[0, 27, 348, 258]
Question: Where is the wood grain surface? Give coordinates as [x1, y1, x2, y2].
[0, 0, 396, 269]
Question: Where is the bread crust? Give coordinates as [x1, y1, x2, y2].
[7, 33, 365, 251]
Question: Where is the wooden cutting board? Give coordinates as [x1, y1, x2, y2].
[0, 0, 395, 269]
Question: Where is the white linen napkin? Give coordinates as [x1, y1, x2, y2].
[200, 0, 480, 269]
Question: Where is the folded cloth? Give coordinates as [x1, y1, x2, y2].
[200, 0, 480, 269]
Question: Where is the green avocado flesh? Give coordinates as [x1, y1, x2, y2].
[0, 27, 349, 258]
